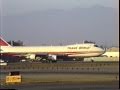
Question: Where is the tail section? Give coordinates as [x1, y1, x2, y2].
[0, 37, 11, 46]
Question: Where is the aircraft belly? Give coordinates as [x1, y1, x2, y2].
[68, 53, 101, 57]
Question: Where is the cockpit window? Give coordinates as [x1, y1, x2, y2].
[94, 45, 98, 47]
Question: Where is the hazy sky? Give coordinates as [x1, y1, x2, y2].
[0, 0, 118, 15]
[0, 0, 119, 47]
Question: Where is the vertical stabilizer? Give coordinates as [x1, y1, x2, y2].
[0, 37, 11, 46]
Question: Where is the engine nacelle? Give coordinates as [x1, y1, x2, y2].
[26, 54, 36, 60]
[48, 54, 57, 60]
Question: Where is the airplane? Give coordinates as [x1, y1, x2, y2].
[0, 37, 105, 62]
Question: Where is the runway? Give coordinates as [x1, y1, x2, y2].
[0, 61, 119, 90]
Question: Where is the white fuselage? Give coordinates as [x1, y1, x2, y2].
[1, 43, 105, 57]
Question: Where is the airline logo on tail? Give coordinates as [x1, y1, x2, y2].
[0, 37, 11, 46]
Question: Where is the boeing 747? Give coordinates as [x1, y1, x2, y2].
[0, 37, 105, 62]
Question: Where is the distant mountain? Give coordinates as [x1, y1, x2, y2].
[2, 6, 118, 47]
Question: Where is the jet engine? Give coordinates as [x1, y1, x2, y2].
[26, 54, 36, 60]
[48, 54, 57, 60]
